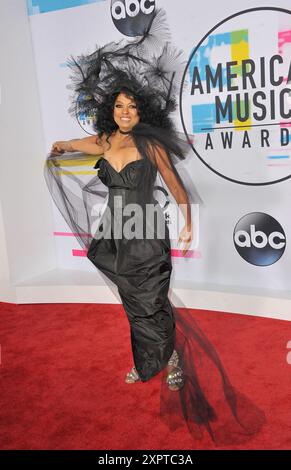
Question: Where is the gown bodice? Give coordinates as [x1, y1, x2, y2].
[93, 155, 158, 207]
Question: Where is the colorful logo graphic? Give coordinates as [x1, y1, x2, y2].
[233, 212, 286, 266]
[180, 7, 291, 185]
[27, 0, 105, 15]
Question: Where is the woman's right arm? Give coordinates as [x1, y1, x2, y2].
[51, 134, 104, 155]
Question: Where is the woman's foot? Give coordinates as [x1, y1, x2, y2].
[166, 350, 185, 391]
[125, 366, 140, 383]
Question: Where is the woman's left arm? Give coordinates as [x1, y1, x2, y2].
[151, 144, 193, 255]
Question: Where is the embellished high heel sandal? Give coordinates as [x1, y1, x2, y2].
[166, 349, 185, 392]
[125, 366, 140, 384]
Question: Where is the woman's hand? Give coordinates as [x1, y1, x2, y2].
[177, 224, 193, 257]
[51, 140, 74, 154]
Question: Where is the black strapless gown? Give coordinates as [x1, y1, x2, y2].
[87, 155, 175, 382]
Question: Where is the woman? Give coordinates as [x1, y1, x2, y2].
[51, 89, 193, 391]
[46, 7, 265, 444]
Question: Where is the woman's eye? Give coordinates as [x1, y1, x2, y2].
[115, 104, 136, 108]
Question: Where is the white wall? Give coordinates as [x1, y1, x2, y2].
[0, 0, 56, 301]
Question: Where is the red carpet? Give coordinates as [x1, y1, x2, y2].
[0, 301, 291, 450]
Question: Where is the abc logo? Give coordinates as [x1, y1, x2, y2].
[233, 212, 286, 266]
[111, 0, 155, 36]
[112, 0, 155, 19]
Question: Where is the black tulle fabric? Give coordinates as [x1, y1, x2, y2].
[161, 304, 266, 445]
[65, 8, 187, 134]
[44, 5, 266, 445]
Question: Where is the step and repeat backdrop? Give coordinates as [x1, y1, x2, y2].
[27, 0, 291, 293]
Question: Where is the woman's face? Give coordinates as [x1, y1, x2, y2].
[113, 92, 140, 132]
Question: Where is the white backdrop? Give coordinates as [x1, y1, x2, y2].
[26, 0, 291, 293]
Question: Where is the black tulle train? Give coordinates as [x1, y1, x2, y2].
[160, 304, 266, 445]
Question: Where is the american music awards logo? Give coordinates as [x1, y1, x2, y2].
[180, 7, 291, 185]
